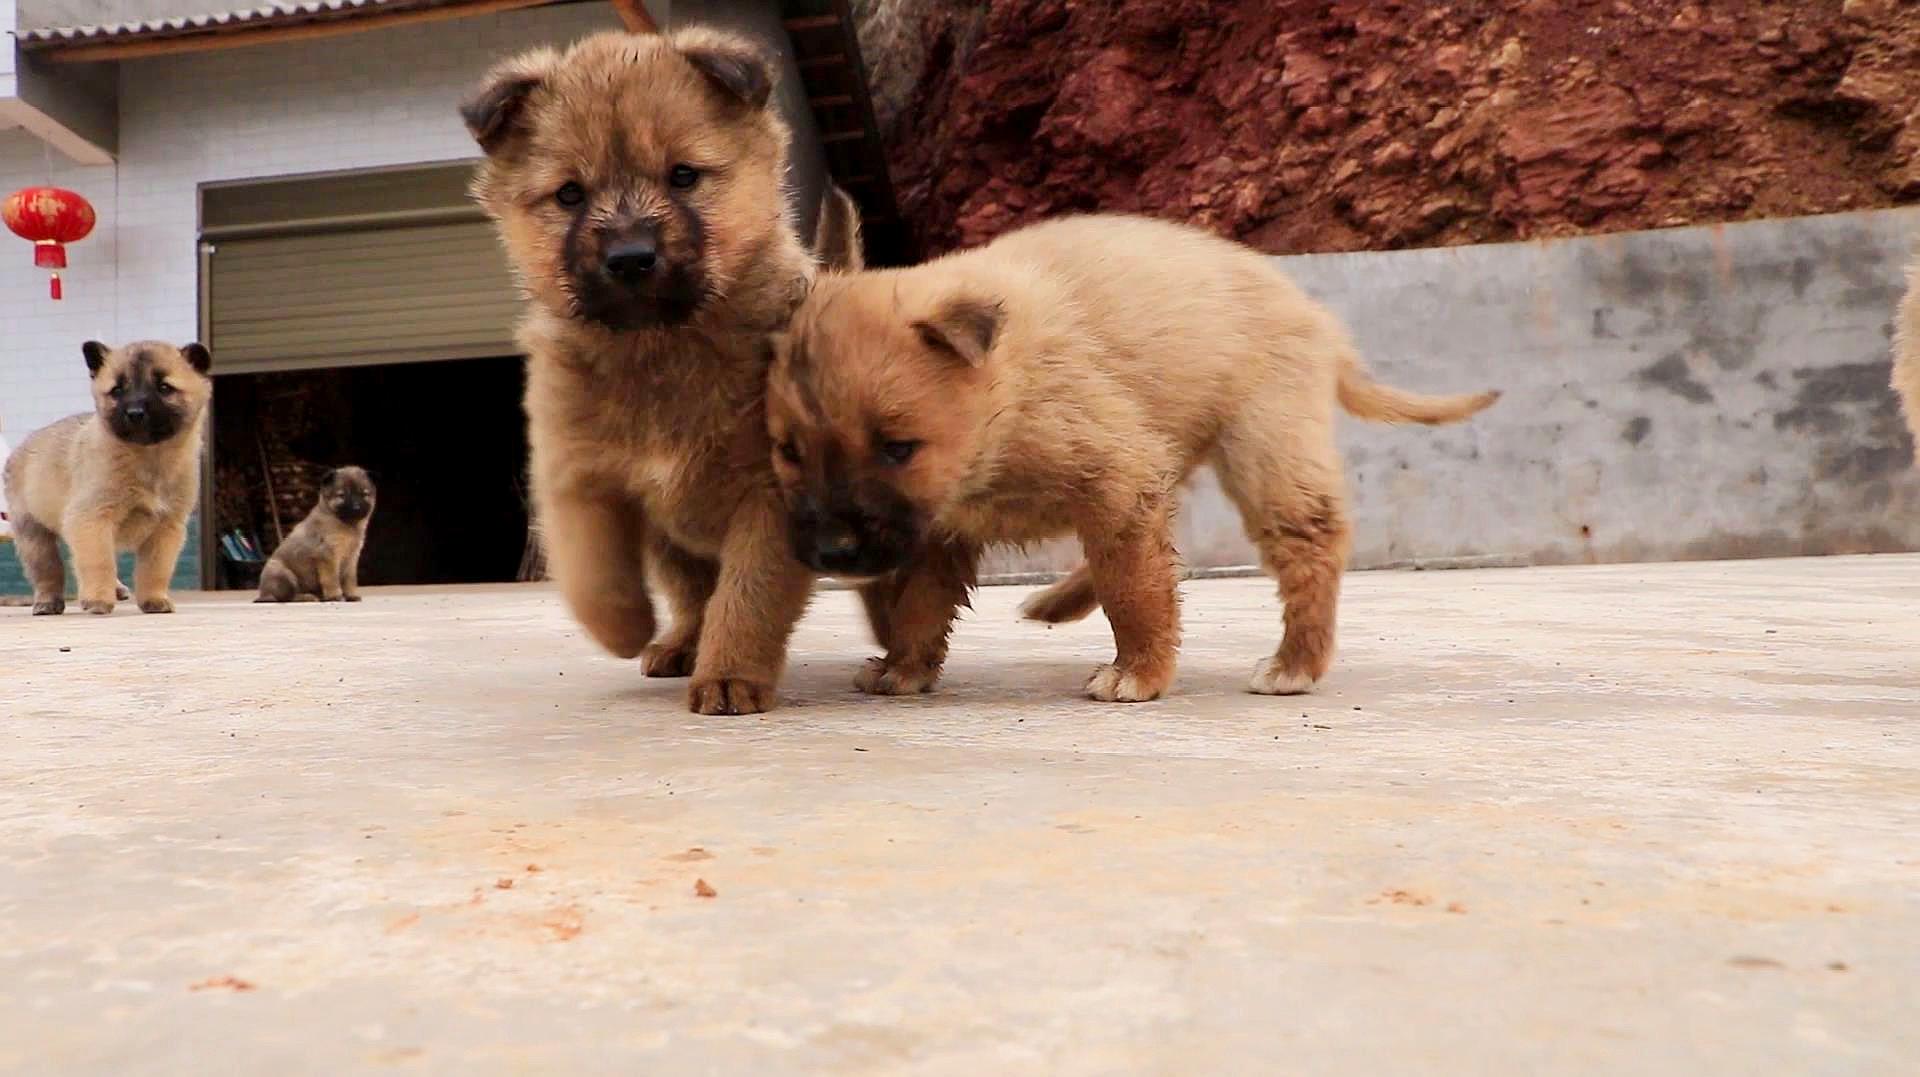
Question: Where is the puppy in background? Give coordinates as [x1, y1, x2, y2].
[463, 29, 861, 714]
[3, 340, 212, 615]
[255, 466, 376, 603]
[767, 214, 1499, 702]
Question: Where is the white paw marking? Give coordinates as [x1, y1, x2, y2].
[1248, 655, 1317, 695]
[1085, 664, 1162, 703]
[854, 656, 936, 695]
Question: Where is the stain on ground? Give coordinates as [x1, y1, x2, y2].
[542, 906, 584, 941]
[1623, 416, 1652, 445]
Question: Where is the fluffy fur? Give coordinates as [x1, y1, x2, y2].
[3, 340, 212, 615]
[1895, 254, 1920, 446]
[255, 466, 377, 603]
[463, 29, 862, 714]
[767, 214, 1499, 701]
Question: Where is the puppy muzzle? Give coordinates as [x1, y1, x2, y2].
[788, 496, 918, 578]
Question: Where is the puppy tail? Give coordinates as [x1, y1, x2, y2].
[1019, 564, 1100, 624]
[815, 182, 865, 272]
[1894, 251, 1920, 446]
[1336, 353, 1500, 425]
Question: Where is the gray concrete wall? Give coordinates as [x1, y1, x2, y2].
[979, 207, 1920, 577]
[2, 0, 118, 161]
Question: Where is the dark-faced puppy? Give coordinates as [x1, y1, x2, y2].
[768, 214, 1499, 702]
[3, 340, 213, 615]
[465, 29, 805, 336]
[256, 466, 378, 603]
[463, 29, 849, 714]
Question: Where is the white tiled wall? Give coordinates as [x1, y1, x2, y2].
[0, 2, 616, 440]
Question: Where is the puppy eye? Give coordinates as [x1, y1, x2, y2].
[156, 380, 176, 395]
[109, 382, 126, 397]
[554, 182, 587, 207]
[879, 440, 920, 466]
[777, 440, 802, 465]
[668, 164, 701, 190]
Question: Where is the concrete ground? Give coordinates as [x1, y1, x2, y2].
[1, 555, 1916, 1074]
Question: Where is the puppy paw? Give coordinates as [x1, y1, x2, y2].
[642, 639, 698, 678]
[1248, 655, 1318, 696]
[292, 594, 322, 603]
[138, 596, 175, 614]
[578, 605, 656, 660]
[81, 599, 114, 615]
[114, 583, 132, 601]
[31, 598, 65, 616]
[688, 677, 776, 715]
[1085, 663, 1168, 703]
[343, 594, 363, 603]
[320, 593, 344, 603]
[854, 655, 940, 695]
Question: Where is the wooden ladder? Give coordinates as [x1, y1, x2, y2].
[779, 0, 914, 265]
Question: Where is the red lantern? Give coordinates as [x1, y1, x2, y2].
[4, 186, 96, 301]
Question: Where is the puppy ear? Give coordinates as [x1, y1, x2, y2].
[680, 38, 774, 110]
[181, 342, 212, 374]
[460, 50, 557, 155]
[83, 341, 110, 375]
[912, 296, 1003, 367]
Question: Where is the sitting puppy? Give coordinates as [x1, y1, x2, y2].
[3, 340, 211, 615]
[766, 214, 1500, 702]
[256, 467, 376, 603]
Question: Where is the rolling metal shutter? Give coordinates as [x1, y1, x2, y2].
[202, 163, 522, 375]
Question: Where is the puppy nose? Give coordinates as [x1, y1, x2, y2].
[604, 239, 658, 284]
[813, 525, 859, 565]
[123, 402, 147, 420]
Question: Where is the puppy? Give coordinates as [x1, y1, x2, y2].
[1895, 254, 1919, 445]
[766, 214, 1500, 701]
[3, 340, 212, 615]
[463, 29, 861, 714]
[255, 466, 376, 603]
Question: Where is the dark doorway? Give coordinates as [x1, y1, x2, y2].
[211, 356, 530, 589]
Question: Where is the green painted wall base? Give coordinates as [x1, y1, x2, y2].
[0, 516, 202, 596]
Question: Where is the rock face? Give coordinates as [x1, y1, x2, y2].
[875, 0, 1920, 256]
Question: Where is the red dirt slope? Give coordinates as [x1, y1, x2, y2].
[878, 0, 1920, 255]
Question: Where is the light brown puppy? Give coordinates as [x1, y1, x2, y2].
[767, 214, 1499, 701]
[3, 340, 212, 615]
[1895, 254, 1920, 445]
[255, 466, 377, 603]
[463, 29, 859, 714]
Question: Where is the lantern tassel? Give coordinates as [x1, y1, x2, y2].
[49, 271, 62, 301]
